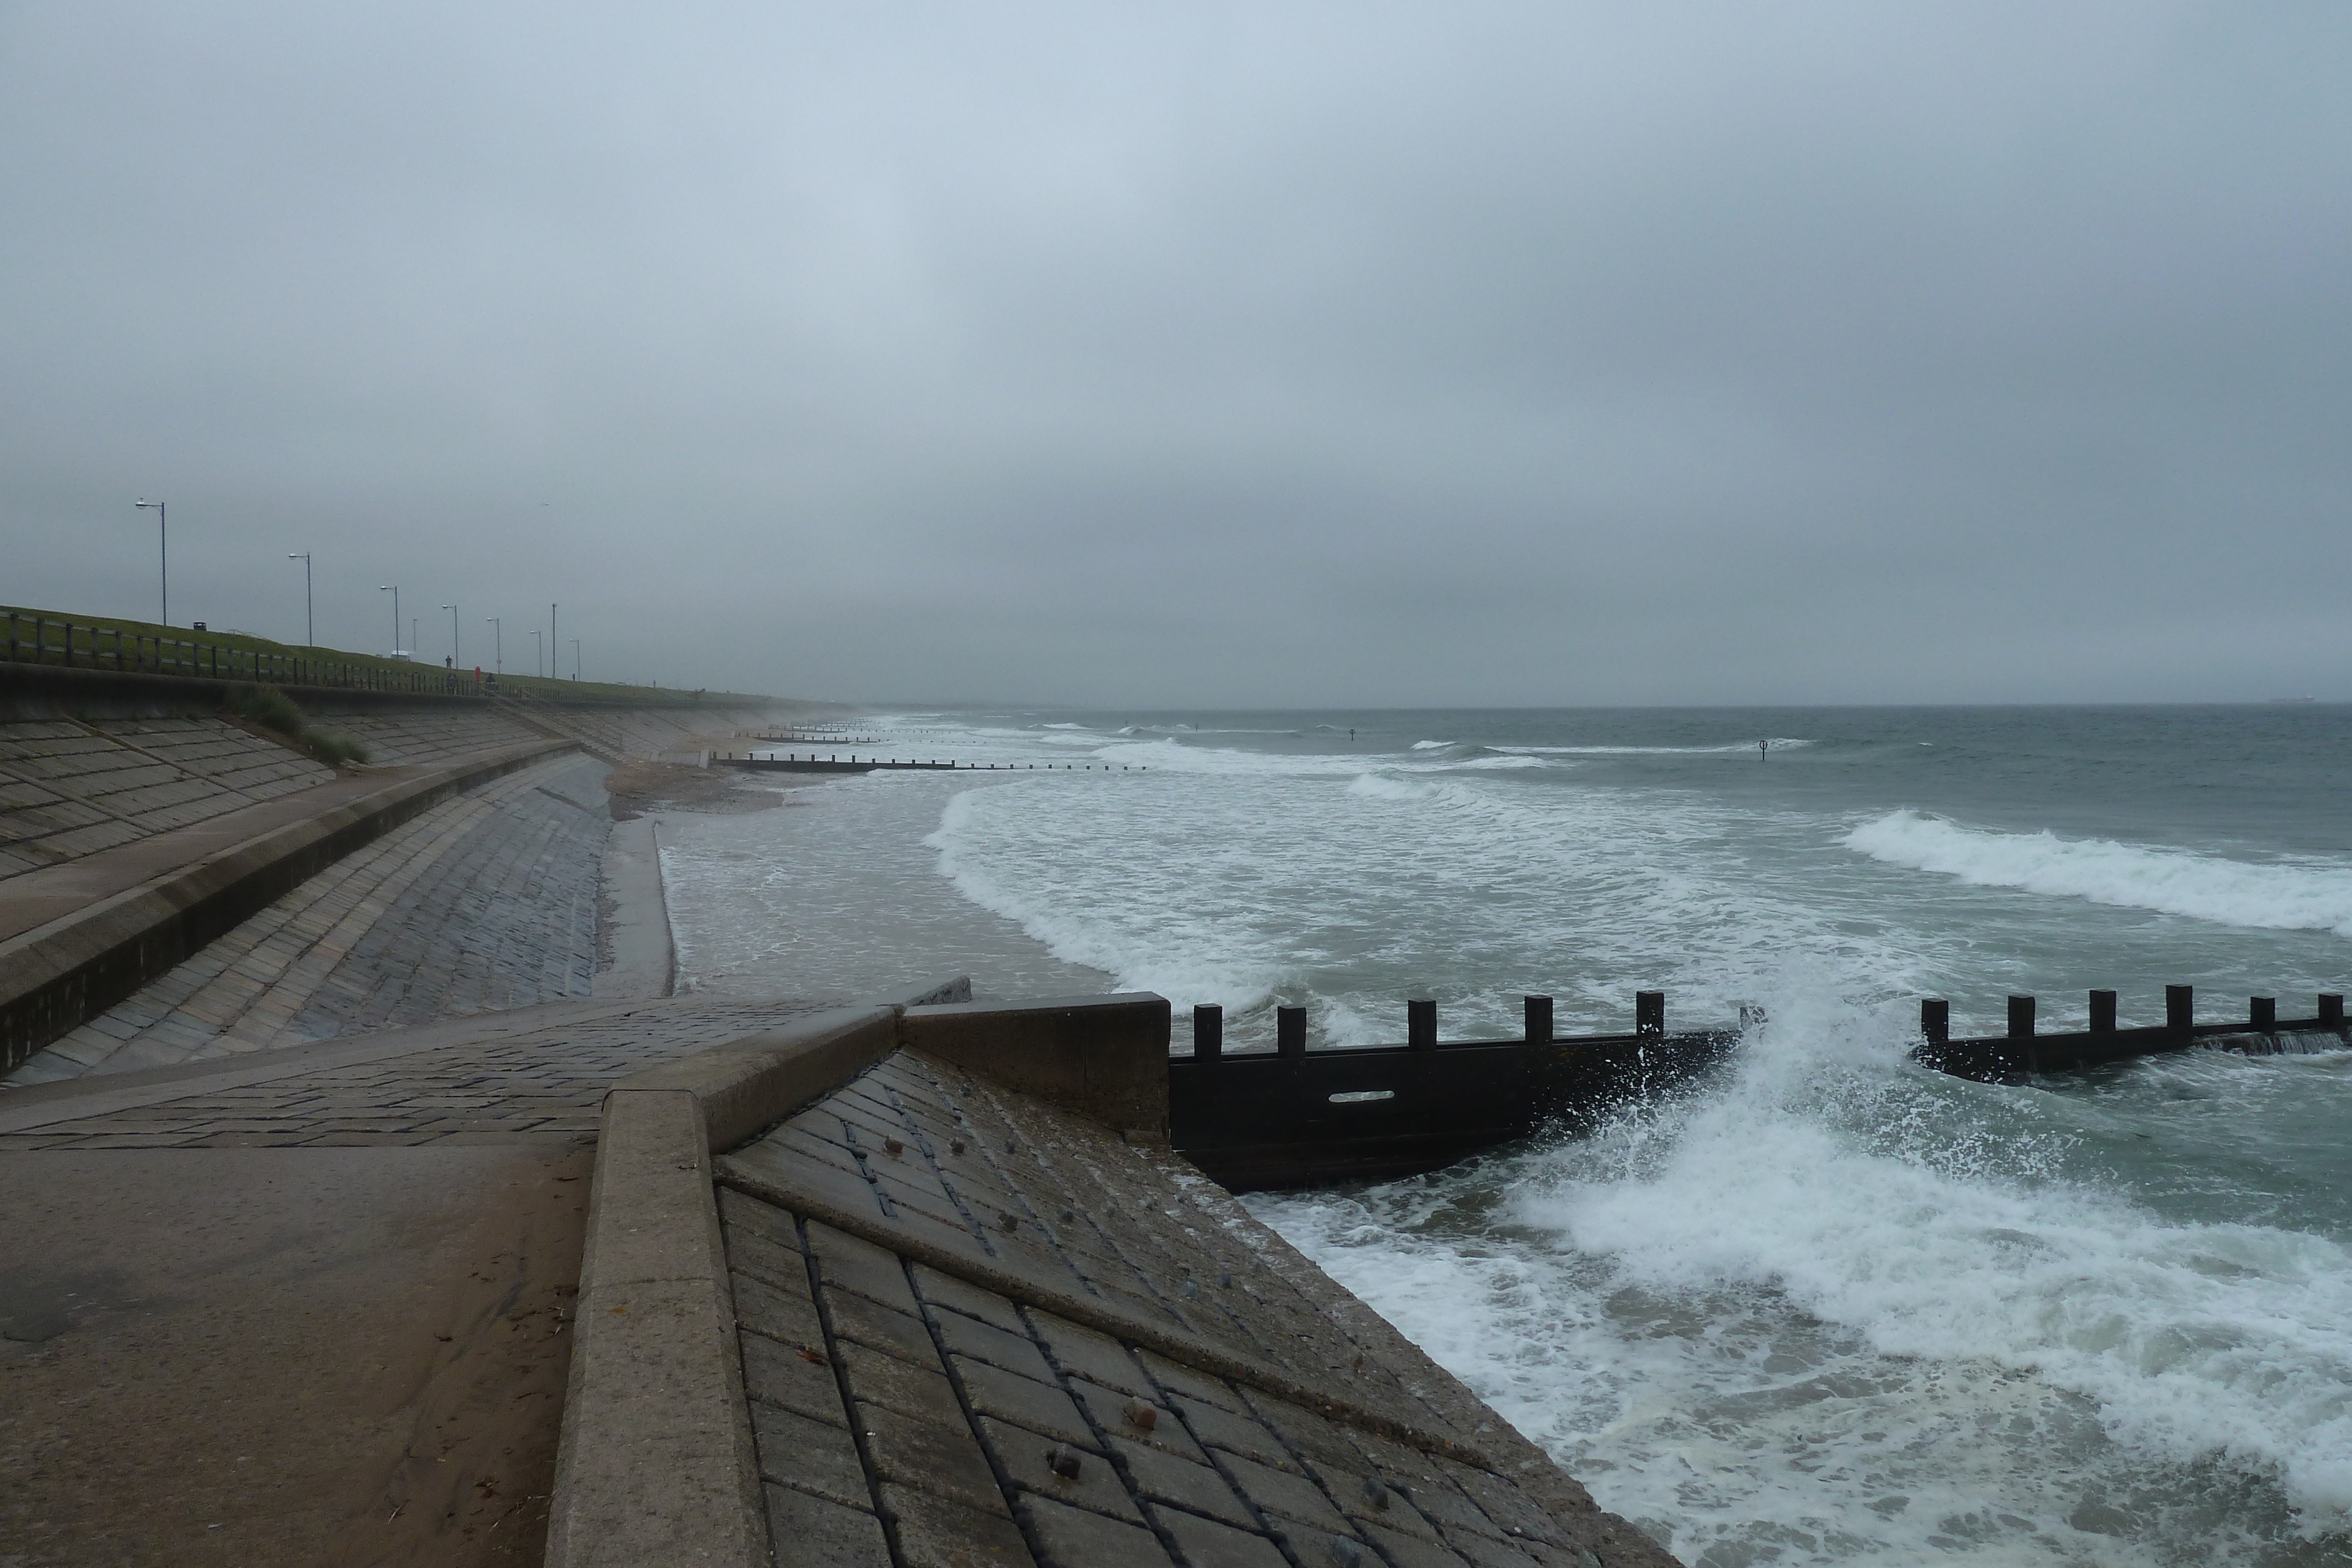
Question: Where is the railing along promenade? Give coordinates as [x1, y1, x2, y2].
[1, 609, 762, 707]
[1172, 987, 2351, 1190]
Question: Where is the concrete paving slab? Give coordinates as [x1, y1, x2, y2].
[704, 1047, 1685, 1568]
[0, 1144, 588, 1567]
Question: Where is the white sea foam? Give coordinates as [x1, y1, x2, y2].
[1846, 811, 2352, 938]
[673, 707, 2352, 1563]
[922, 738, 1929, 1047]
[1345, 772, 1440, 801]
[1413, 738, 1455, 750]
[924, 783, 1295, 1009]
[1494, 738, 1815, 755]
[1255, 992, 2352, 1565]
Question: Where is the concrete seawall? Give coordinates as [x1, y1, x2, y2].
[0, 738, 572, 1072]
[1, 678, 1679, 1566]
[0, 664, 811, 1074]
[550, 994, 1676, 1568]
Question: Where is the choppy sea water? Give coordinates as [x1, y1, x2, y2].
[660, 706, 2352, 1565]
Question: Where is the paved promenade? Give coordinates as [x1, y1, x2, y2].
[0, 992, 830, 1149]
[1, 994, 834, 1567]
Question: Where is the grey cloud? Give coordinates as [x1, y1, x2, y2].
[4, 1, 2347, 704]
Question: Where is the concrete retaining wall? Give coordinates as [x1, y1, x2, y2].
[0, 738, 572, 1071]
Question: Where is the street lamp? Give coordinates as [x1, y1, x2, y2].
[486, 616, 502, 674]
[379, 584, 399, 656]
[135, 499, 167, 624]
[442, 604, 459, 667]
[529, 628, 543, 678]
[289, 554, 312, 646]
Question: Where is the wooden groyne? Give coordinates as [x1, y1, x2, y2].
[1917, 986, 2348, 1078]
[1171, 988, 2351, 1191]
[736, 728, 886, 745]
[717, 752, 1146, 774]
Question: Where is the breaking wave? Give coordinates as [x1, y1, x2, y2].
[1846, 812, 2352, 939]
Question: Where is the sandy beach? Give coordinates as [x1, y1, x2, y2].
[646, 767, 1114, 1004]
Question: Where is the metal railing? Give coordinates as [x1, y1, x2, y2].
[1, 610, 773, 707]
[3, 611, 479, 697]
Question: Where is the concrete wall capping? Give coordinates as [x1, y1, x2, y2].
[543, 1089, 767, 1568]
[602, 977, 977, 1154]
[900, 991, 1172, 1144]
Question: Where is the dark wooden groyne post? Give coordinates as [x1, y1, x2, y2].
[1406, 999, 1436, 1051]
[1194, 1004, 1222, 1062]
[1635, 991, 1664, 1041]
[1277, 1005, 1307, 1059]
[2251, 996, 2277, 1032]
[2167, 984, 2194, 1035]
[1524, 995, 1552, 1044]
[2089, 989, 2117, 1032]
[2003, 994, 2038, 1075]
[2325, 994, 2347, 1030]
[1921, 998, 1950, 1047]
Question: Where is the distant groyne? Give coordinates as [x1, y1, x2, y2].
[1171, 988, 2352, 1190]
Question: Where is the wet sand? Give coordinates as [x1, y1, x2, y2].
[650, 769, 1114, 1003]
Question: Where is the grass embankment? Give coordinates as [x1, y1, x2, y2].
[222, 684, 372, 767]
[1, 603, 774, 707]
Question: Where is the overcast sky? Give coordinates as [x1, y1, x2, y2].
[3, 2, 2346, 706]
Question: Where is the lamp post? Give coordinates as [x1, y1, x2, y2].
[135, 499, 167, 624]
[379, 584, 399, 656]
[486, 617, 502, 674]
[442, 604, 459, 667]
[549, 603, 557, 677]
[529, 628, 543, 678]
[288, 554, 312, 646]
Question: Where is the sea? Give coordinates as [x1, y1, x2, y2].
[656, 705, 2352, 1567]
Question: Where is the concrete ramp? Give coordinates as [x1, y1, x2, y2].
[551, 997, 1678, 1568]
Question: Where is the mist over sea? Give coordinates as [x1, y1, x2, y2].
[662, 705, 2352, 1566]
